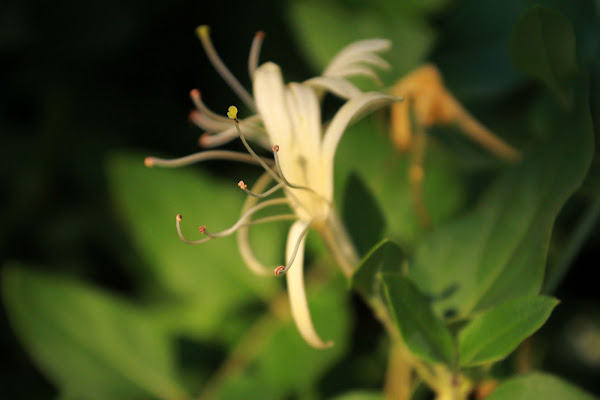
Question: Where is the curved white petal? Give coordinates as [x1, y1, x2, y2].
[324, 39, 391, 77]
[285, 83, 322, 186]
[321, 92, 399, 199]
[326, 65, 381, 81]
[285, 220, 333, 349]
[348, 53, 391, 70]
[303, 76, 363, 99]
[253, 62, 292, 151]
[190, 110, 232, 132]
[236, 172, 275, 276]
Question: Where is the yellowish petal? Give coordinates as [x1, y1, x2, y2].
[285, 220, 333, 349]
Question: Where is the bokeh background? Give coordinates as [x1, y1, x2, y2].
[2, 0, 599, 399]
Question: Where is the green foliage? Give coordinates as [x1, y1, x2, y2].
[329, 391, 383, 400]
[106, 153, 278, 339]
[458, 296, 558, 366]
[286, 0, 439, 81]
[1, 265, 188, 400]
[343, 172, 386, 256]
[212, 276, 351, 399]
[382, 274, 455, 365]
[487, 373, 596, 400]
[351, 239, 404, 299]
[3, 1, 598, 399]
[430, 0, 529, 101]
[410, 77, 593, 319]
[335, 118, 465, 248]
[509, 5, 578, 107]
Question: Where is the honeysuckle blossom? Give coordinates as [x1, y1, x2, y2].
[145, 26, 400, 348]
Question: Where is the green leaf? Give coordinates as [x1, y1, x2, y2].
[429, 0, 531, 101]
[106, 152, 278, 338]
[1, 265, 188, 400]
[209, 275, 351, 399]
[411, 78, 593, 318]
[458, 296, 558, 366]
[335, 118, 465, 249]
[382, 274, 454, 365]
[509, 5, 578, 107]
[486, 372, 595, 400]
[342, 172, 386, 256]
[352, 239, 404, 299]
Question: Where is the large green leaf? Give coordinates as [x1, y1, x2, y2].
[382, 274, 454, 365]
[352, 239, 404, 299]
[1, 265, 188, 400]
[458, 296, 558, 366]
[410, 79, 593, 318]
[486, 373, 595, 400]
[509, 6, 578, 107]
[106, 152, 278, 338]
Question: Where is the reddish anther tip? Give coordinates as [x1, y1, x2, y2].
[190, 89, 201, 99]
[272, 145, 280, 152]
[198, 133, 210, 147]
[198, 225, 207, 234]
[176, 214, 183, 222]
[238, 180, 247, 190]
[274, 266, 285, 276]
[256, 31, 266, 38]
[144, 157, 154, 167]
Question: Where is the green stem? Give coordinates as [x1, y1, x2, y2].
[319, 210, 466, 398]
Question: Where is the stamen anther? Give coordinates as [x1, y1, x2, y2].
[196, 26, 256, 110]
[248, 31, 266, 80]
[176, 214, 183, 222]
[273, 221, 311, 276]
[227, 105, 238, 121]
[198, 133, 210, 147]
[198, 225, 207, 234]
[238, 180, 247, 190]
[272, 145, 279, 152]
[144, 157, 154, 167]
[197, 25, 210, 39]
[274, 266, 285, 276]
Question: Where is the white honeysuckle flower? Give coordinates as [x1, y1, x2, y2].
[145, 26, 400, 348]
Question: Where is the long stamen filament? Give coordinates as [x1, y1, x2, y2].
[229, 111, 283, 184]
[202, 197, 289, 238]
[176, 198, 289, 245]
[272, 145, 333, 208]
[228, 106, 318, 217]
[190, 110, 231, 132]
[176, 214, 211, 245]
[248, 31, 265, 80]
[243, 214, 296, 226]
[196, 26, 256, 111]
[272, 145, 321, 194]
[274, 220, 312, 276]
[237, 172, 275, 276]
[145, 150, 274, 168]
[189, 91, 231, 123]
[238, 180, 284, 198]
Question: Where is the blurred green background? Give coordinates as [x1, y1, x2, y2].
[1, 0, 599, 399]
